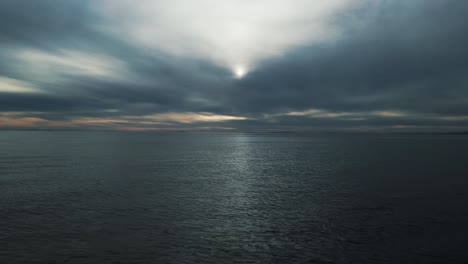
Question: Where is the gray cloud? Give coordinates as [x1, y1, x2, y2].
[1, 0, 468, 132]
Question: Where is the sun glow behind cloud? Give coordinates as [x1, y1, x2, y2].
[98, 0, 365, 72]
[233, 65, 248, 79]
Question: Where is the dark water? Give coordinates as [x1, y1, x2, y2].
[1, 132, 468, 264]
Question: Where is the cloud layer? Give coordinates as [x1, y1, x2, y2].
[1, 0, 468, 132]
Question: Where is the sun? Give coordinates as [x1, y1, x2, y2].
[233, 65, 247, 79]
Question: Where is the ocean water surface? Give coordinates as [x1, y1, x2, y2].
[1, 131, 468, 263]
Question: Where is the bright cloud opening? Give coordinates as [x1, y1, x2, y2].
[98, 0, 366, 71]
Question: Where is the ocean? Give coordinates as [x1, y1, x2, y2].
[1, 131, 468, 263]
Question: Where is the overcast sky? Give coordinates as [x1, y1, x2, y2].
[1, 0, 467, 132]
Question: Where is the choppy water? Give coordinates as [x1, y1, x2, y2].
[1, 131, 468, 263]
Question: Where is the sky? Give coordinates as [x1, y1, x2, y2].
[1, 0, 468, 132]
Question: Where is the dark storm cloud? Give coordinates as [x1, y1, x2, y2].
[0, 0, 97, 47]
[0, 92, 86, 112]
[1, 0, 468, 131]
[229, 0, 468, 116]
